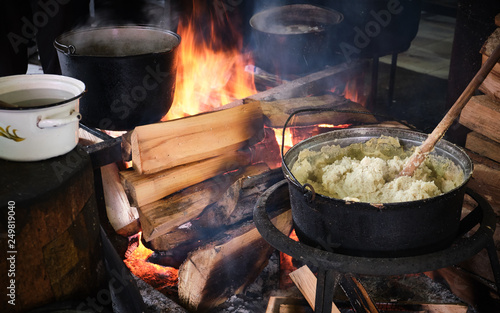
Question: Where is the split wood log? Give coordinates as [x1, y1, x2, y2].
[101, 163, 140, 237]
[79, 127, 140, 236]
[196, 163, 274, 228]
[178, 207, 293, 312]
[459, 95, 500, 144]
[479, 26, 500, 102]
[121, 130, 281, 208]
[130, 100, 264, 175]
[465, 150, 500, 214]
[121, 150, 249, 207]
[219, 61, 367, 111]
[465, 131, 500, 163]
[399, 42, 500, 177]
[266, 296, 310, 313]
[139, 164, 270, 242]
[143, 167, 285, 265]
[251, 94, 378, 128]
[249, 62, 365, 102]
[289, 266, 341, 313]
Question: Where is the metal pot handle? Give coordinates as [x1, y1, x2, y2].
[37, 110, 82, 129]
[54, 41, 76, 55]
[280, 107, 415, 201]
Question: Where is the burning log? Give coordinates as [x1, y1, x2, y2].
[252, 94, 378, 128]
[143, 167, 285, 265]
[121, 149, 249, 207]
[139, 164, 272, 242]
[177, 205, 293, 312]
[195, 163, 272, 228]
[121, 127, 281, 208]
[130, 100, 264, 175]
[248, 61, 365, 102]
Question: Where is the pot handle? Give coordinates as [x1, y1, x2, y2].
[54, 41, 76, 55]
[37, 110, 82, 129]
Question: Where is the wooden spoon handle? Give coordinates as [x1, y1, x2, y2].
[399, 42, 500, 177]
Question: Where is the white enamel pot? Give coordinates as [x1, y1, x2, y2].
[0, 74, 85, 161]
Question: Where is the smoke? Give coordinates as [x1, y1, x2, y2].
[78, 0, 180, 31]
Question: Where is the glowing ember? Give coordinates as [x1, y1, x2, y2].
[163, 4, 256, 120]
[273, 127, 294, 152]
[124, 233, 178, 293]
[279, 230, 299, 288]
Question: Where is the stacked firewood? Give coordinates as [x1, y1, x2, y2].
[459, 19, 500, 217]
[118, 95, 375, 311]
[91, 63, 381, 311]
[451, 15, 500, 304]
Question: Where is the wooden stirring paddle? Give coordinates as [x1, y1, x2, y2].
[399, 42, 500, 177]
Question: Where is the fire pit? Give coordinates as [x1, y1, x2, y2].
[253, 180, 500, 313]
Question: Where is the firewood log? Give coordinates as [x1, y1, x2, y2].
[459, 95, 500, 144]
[250, 94, 378, 128]
[121, 130, 282, 208]
[177, 206, 293, 312]
[101, 163, 140, 237]
[120, 150, 249, 207]
[289, 266, 341, 313]
[465, 131, 500, 163]
[143, 167, 284, 264]
[131, 100, 264, 175]
[138, 169, 240, 242]
[195, 164, 273, 228]
[79, 127, 140, 236]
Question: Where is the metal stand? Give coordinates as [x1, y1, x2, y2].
[254, 180, 500, 313]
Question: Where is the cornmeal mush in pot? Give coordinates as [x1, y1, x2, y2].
[291, 136, 464, 203]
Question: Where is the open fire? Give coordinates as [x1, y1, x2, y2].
[121, 1, 367, 308]
[114, 1, 481, 312]
[162, 2, 256, 120]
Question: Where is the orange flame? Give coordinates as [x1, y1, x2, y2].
[124, 233, 178, 291]
[274, 124, 351, 152]
[163, 3, 256, 120]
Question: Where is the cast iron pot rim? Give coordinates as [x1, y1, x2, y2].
[54, 25, 181, 58]
[282, 127, 473, 208]
[249, 4, 344, 35]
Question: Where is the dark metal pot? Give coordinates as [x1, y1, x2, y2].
[282, 127, 473, 257]
[249, 4, 343, 76]
[54, 26, 180, 130]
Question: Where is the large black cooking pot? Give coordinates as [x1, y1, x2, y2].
[250, 4, 344, 76]
[54, 26, 180, 130]
[282, 127, 473, 258]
